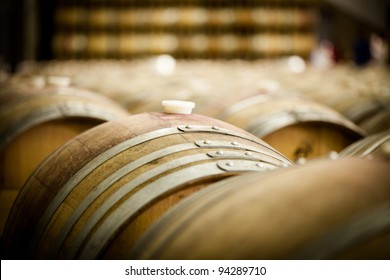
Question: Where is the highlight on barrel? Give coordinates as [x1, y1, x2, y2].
[0, 78, 129, 235]
[131, 153, 390, 260]
[1, 111, 292, 259]
[205, 91, 366, 162]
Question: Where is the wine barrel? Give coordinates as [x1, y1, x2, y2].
[131, 152, 390, 260]
[338, 130, 390, 159]
[326, 95, 390, 135]
[358, 110, 390, 135]
[0, 75, 47, 104]
[0, 82, 129, 235]
[210, 92, 365, 162]
[1, 112, 292, 260]
[326, 95, 390, 123]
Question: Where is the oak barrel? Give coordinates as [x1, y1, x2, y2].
[0, 83, 129, 235]
[358, 110, 390, 135]
[338, 131, 390, 159]
[1, 112, 292, 259]
[131, 154, 390, 260]
[325, 95, 390, 135]
[211, 92, 366, 162]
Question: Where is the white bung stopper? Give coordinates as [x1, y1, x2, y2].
[162, 100, 196, 114]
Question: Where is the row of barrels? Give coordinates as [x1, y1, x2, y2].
[1, 60, 390, 259]
[52, 2, 316, 59]
[52, 32, 315, 58]
[55, 7, 315, 30]
[30, 59, 390, 135]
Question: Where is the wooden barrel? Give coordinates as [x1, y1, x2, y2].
[131, 154, 390, 260]
[1, 112, 292, 259]
[209, 92, 366, 162]
[0, 83, 129, 235]
[0, 75, 47, 104]
[326, 95, 390, 124]
[338, 131, 390, 159]
[358, 110, 390, 135]
[326, 95, 390, 135]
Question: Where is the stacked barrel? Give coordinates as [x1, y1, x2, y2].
[0, 74, 130, 237]
[1, 58, 389, 259]
[52, 0, 317, 59]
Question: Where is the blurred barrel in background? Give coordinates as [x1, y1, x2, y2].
[325, 95, 390, 135]
[338, 130, 390, 159]
[0, 76, 129, 235]
[204, 91, 366, 162]
[52, 2, 317, 60]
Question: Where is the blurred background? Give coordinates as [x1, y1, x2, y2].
[1, 0, 389, 70]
